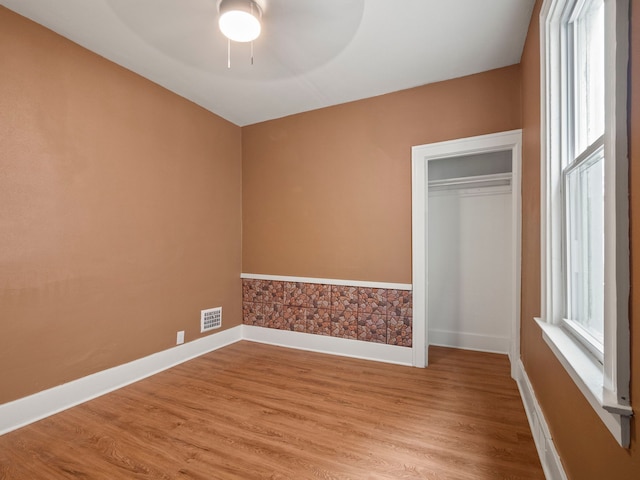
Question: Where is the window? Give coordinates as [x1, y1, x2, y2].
[564, 142, 605, 359]
[539, 0, 631, 447]
[562, 0, 606, 360]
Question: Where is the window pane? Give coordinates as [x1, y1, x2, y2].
[565, 152, 604, 345]
[572, 0, 605, 153]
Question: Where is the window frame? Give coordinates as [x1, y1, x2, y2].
[538, 0, 631, 447]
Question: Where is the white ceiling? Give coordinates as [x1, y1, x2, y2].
[1, 0, 535, 126]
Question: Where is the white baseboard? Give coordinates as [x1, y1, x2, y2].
[242, 325, 413, 366]
[514, 359, 567, 480]
[0, 326, 243, 436]
[0, 324, 413, 437]
[429, 329, 510, 354]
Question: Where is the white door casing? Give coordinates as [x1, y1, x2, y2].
[411, 130, 522, 376]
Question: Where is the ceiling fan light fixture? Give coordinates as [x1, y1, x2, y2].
[218, 0, 262, 43]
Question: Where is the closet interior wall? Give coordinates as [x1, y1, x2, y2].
[427, 151, 513, 353]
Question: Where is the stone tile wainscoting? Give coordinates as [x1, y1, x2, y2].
[242, 279, 413, 347]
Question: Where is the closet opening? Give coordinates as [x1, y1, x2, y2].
[428, 151, 513, 354]
[411, 130, 522, 378]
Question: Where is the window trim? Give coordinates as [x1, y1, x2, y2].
[538, 0, 631, 447]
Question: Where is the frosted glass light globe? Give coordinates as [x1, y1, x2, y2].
[219, 10, 261, 42]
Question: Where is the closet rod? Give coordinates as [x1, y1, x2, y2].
[428, 172, 511, 189]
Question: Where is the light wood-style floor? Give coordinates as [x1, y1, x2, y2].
[0, 342, 544, 479]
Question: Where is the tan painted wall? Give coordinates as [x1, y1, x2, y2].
[520, 1, 640, 477]
[0, 8, 242, 404]
[6, 5, 637, 476]
[242, 66, 522, 284]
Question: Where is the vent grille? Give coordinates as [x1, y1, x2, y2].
[201, 307, 222, 332]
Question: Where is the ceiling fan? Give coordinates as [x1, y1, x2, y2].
[218, 0, 263, 43]
[106, 0, 364, 78]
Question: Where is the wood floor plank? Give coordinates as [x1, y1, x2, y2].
[0, 342, 544, 479]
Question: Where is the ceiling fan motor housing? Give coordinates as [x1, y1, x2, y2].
[218, 0, 263, 18]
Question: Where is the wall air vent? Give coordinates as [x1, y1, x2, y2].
[201, 307, 222, 332]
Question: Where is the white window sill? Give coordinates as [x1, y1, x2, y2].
[534, 317, 632, 447]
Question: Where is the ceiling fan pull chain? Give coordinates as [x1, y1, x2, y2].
[227, 37, 231, 69]
[250, 2, 255, 65]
